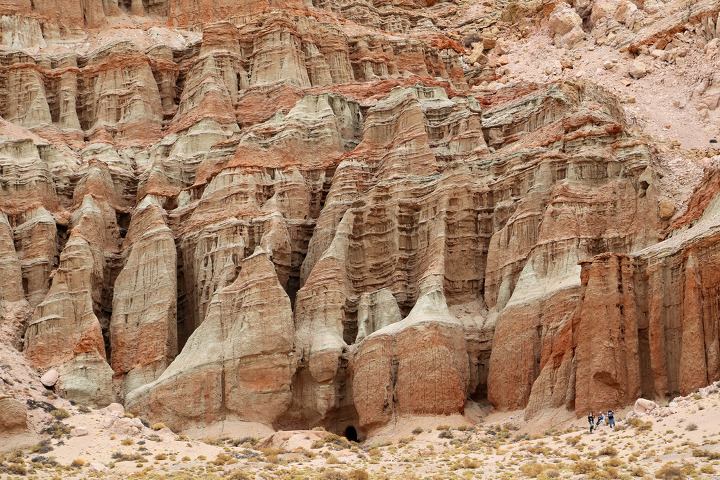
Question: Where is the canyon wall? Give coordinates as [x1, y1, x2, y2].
[0, 0, 719, 439]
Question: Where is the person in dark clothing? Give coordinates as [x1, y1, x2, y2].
[607, 410, 615, 428]
[588, 412, 595, 433]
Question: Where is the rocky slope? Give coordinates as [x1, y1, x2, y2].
[1, 0, 720, 445]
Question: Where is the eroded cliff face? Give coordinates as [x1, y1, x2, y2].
[0, 0, 718, 439]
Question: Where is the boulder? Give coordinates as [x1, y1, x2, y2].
[634, 398, 659, 415]
[40, 368, 59, 387]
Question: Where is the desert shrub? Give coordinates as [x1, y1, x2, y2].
[599, 446, 618, 456]
[587, 471, 611, 479]
[232, 437, 258, 447]
[566, 435, 582, 446]
[700, 465, 716, 474]
[154, 453, 167, 460]
[436, 425, 451, 431]
[31, 440, 53, 454]
[71, 458, 85, 467]
[121, 438, 134, 446]
[654, 463, 685, 480]
[572, 460, 599, 474]
[42, 421, 72, 438]
[77, 404, 91, 413]
[412, 427, 424, 435]
[111, 452, 145, 462]
[151, 423, 165, 431]
[542, 468, 560, 478]
[320, 469, 349, 480]
[438, 430, 454, 439]
[326, 454, 341, 464]
[228, 472, 252, 480]
[520, 462, 545, 477]
[605, 458, 622, 467]
[685, 423, 698, 431]
[349, 470, 369, 480]
[7, 463, 27, 475]
[212, 453, 231, 465]
[30, 455, 59, 468]
[631, 466, 645, 477]
[629, 418, 653, 431]
[50, 408, 70, 420]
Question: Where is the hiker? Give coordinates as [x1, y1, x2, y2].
[607, 410, 615, 428]
[588, 412, 595, 433]
[596, 411, 605, 428]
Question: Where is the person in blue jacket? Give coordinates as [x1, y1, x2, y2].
[596, 411, 605, 428]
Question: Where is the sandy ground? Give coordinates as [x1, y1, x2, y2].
[4, 356, 720, 480]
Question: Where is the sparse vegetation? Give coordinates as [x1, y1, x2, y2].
[50, 408, 70, 419]
[654, 463, 685, 480]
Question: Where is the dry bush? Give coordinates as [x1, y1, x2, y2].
[321, 470, 349, 480]
[599, 446, 618, 456]
[349, 470, 370, 480]
[572, 460, 599, 474]
[50, 408, 70, 420]
[654, 463, 685, 480]
[520, 462, 545, 477]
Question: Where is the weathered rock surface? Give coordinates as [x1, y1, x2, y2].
[1, 0, 720, 440]
[126, 248, 295, 431]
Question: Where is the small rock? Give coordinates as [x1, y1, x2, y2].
[102, 403, 125, 417]
[603, 61, 615, 70]
[644, 0, 660, 14]
[494, 40, 510, 55]
[40, 369, 59, 388]
[628, 60, 648, 79]
[653, 407, 674, 417]
[88, 462, 109, 473]
[482, 37, 497, 50]
[73, 426, 89, 436]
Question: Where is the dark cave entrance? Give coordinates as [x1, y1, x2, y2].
[344, 425, 358, 442]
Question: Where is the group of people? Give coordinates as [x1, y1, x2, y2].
[587, 410, 615, 433]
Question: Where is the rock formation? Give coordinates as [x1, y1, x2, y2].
[0, 0, 719, 441]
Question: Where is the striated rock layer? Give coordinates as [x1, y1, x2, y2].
[0, 0, 719, 440]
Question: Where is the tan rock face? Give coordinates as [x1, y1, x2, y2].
[125, 249, 295, 431]
[110, 199, 177, 397]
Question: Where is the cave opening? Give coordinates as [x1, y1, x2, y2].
[344, 425, 358, 442]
